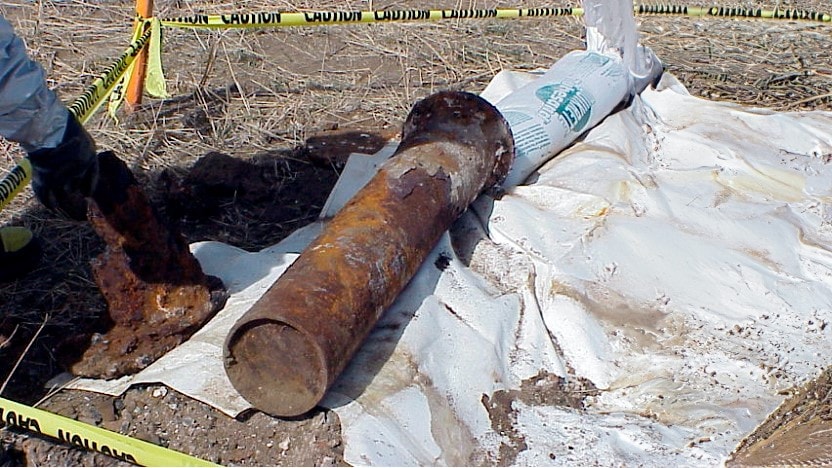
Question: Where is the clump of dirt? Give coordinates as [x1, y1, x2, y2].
[480, 371, 599, 465]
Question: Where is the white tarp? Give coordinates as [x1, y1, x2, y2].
[65, 70, 832, 465]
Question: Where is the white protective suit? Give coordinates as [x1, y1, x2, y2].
[0, 15, 69, 152]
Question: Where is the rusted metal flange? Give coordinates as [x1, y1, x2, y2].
[67, 151, 228, 379]
[224, 91, 514, 417]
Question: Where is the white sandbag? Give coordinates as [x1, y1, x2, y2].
[496, 0, 662, 188]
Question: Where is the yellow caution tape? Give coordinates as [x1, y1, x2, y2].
[0, 159, 32, 212]
[0, 225, 34, 252]
[108, 18, 167, 120]
[107, 60, 135, 123]
[160, 8, 583, 28]
[637, 4, 831, 21]
[0, 396, 218, 467]
[158, 5, 830, 28]
[70, 25, 153, 124]
[108, 21, 148, 122]
[146, 18, 169, 99]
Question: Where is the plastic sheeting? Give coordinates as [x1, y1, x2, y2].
[321, 73, 832, 465]
[65, 70, 832, 465]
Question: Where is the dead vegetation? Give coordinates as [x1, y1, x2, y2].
[1, 0, 831, 465]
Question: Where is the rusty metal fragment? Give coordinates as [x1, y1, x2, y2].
[224, 91, 514, 417]
[68, 151, 227, 379]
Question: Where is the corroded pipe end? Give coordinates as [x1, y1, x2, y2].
[225, 319, 327, 417]
[399, 91, 515, 189]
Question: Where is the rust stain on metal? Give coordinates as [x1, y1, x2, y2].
[224, 91, 514, 417]
[68, 151, 227, 379]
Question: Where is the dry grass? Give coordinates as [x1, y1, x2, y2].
[0, 0, 830, 395]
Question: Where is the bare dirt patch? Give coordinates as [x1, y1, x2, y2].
[481, 372, 599, 465]
[2, 0, 832, 465]
[728, 367, 832, 466]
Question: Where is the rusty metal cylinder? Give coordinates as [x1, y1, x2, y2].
[223, 91, 514, 417]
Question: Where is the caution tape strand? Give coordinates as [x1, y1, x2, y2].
[69, 25, 153, 124]
[1, 396, 217, 467]
[157, 5, 831, 28]
[160, 8, 580, 28]
[637, 4, 831, 21]
[0, 159, 32, 212]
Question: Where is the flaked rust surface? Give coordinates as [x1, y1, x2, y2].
[66, 152, 227, 379]
[224, 91, 514, 417]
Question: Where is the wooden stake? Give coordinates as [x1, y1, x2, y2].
[125, 0, 153, 111]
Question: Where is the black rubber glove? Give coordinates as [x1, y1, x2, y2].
[27, 113, 99, 220]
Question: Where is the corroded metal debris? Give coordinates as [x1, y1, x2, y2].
[224, 91, 515, 417]
[68, 151, 227, 379]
